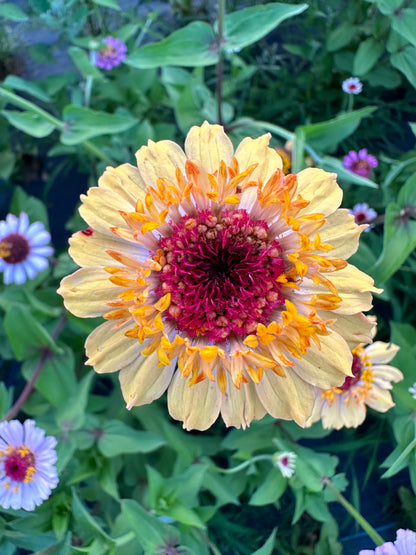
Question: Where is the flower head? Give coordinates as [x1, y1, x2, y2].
[342, 77, 363, 94]
[343, 149, 378, 178]
[359, 528, 416, 555]
[0, 213, 53, 285]
[350, 203, 378, 226]
[0, 420, 58, 510]
[272, 451, 297, 477]
[308, 332, 402, 429]
[58, 122, 378, 431]
[93, 36, 127, 70]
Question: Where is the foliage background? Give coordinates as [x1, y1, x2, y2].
[0, 0, 416, 553]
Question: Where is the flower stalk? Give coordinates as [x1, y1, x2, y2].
[216, 0, 226, 125]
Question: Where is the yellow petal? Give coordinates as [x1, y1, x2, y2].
[184, 121, 234, 172]
[234, 133, 283, 183]
[58, 267, 119, 317]
[119, 352, 176, 408]
[167, 371, 221, 431]
[85, 320, 141, 373]
[256, 369, 315, 426]
[99, 164, 146, 206]
[296, 168, 342, 217]
[220, 381, 266, 429]
[319, 209, 365, 259]
[79, 187, 134, 238]
[135, 139, 187, 189]
[328, 264, 380, 314]
[365, 342, 400, 364]
[321, 311, 374, 348]
[365, 386, 395, 412]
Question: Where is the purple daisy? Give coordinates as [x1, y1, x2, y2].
[343, 149, 378, 178]
[350, 203, 378, 226]
[0, 213, 53, 285]
[94, 36, 127, 70]
[0, 420, 58, 511]
[359, 528, 416, 555]
[342, 77, 363, 94]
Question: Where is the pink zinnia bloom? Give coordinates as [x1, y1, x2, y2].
[342, 77, 363, 94]
[343, 149, 378, 178]
[359, 528, 416, 554]
[350, 203, 378, 227]
[94, 36, 127, 70]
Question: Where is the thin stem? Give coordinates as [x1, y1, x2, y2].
[5, 313, 67, 421]
[216, 0, 226, 125]
[213, 454, 273, 474]
[82, 140, 116, 165]
[0, 86, 63, 128]
[84, 76, 93, 108]
[322, 477, 385, 547]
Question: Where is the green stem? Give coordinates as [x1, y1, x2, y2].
[216, 0, 226, 125]
[322, 477, 385, 547]
[0, 86, 116, 165]
[84, 76, 93, 108]
[114, 531, 136, 547]
[213, 454, 273, 474]
[347, 93, 354, 112]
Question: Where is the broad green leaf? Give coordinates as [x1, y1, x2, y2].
[391, 46, 416, 89]
[327, 23, 356, 52]
[252, 529, 277, 555]
[319, 155, 378, 188]
[0, 382, 13, 420]
[71, 489, 113, 541]
[353, 38, 384, 75]
[3, 75, 51, 102]
[61, 105, 137, 145]
[56, 372, 94, 431]
[366, 0, 404, 15]
[0, 3, 28, 21]
[120, 499, 179, 552]
[381, 438, 416, 478]
[4, 305, 62, 361]
[0, 149, 15, 180]
[68, 46, 105, 80]
[304, 493, 332, 522]
[392, 9, 416, 48]
[223, 3, 308, 51]
[1, 110, 55, 138]
[165, 501, 206, 529]
[297, 107, 377, 152]
[98, 420, 166, 457]
[398, 171, 416, 205]
[92, 0, 120, 9]
[125, 21, 217, 68]
[249, 469, 287, 505]
[10, 185, 49, 227]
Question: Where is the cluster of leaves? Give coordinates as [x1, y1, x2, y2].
[0, 0, 416, 553]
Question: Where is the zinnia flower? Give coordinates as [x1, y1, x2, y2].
[343, 149, 378, 178]
[58, 121, 378, 431]
[273, 451, 297, 478]
[342, 77, 363, 94]
[359, 528, 416, 555]
[0, 419, 58, 510]
[93, 36, 127, 70]
[0, 213, 53, 285]
[308, 332, 402, 429]
[350, 203, 378, 226]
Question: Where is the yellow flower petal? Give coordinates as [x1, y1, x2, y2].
[318, 209, 364, 259]
[365, 341, 400, 364]
[296, 168, 342, 217]
[99, 164, 147, 206]
[220, 381, 266, 429]
[79, 187, 134, 238]
[135, 139, 187, 189]
[184, 120, 234, 172]
[234, 133, 283, 183]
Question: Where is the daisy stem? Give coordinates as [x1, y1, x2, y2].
[213, 454, 273, 474]
[216, 0, 226, 126]
[5, 313, 67, 421]
[321, 476, 385, 547]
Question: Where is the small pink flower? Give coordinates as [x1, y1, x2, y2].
[350, 203, 377, 226]
[272, 451, 297, 478]
[359, 528, 416, 555]
[93, 36, 127, 70]
[343, 149, 378, 178]
[342, 77, 363, 94]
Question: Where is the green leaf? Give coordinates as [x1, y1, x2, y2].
[0, 3, 28, 21]
[391, 46, 416, 88]
[68, 46, 105, 80]
[223, 3, 308, 51]
[56, 372, 94, 431]
[297, 107, 377, 152]
[353, 38, 384, 76]
[125, 21, 218, 68]
[381, 438, 416, 478]
[249, 468, 287, 505]
[367, 0, 404, 15]
[71, 489, 113, 542]
[252, 529, 277, 555]
[3, 305, 62, 361]
[98, 420, 166, 457]
[91, 0, 120, 9]
[1, 110, 55, 138]
[319, 155, 378, 188]
[305, 493, 332, 522]
[327, 23, 356, 52]
[392, 9, 416, 48]
[3, 75, 51, 102]
[0, 149, 15, 180]
[61, 105, 137, 145]
[166, 501, 206, 529]
[10, 185, 50, 227]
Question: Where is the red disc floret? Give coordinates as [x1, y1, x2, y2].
[4, 448, 35, 482]
[154, 209, 286, 342]
[0, 233, 30, 264]
[339, 353, 363, 391]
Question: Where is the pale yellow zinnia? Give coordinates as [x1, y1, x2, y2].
[58, 122, 378, 431]
[308, 337, 403, 429]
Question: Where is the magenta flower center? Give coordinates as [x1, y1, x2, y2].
[280, 456, 289, 467]
[4, 447, 35, 482]
[155, 209, 285, 342]
[354, 210, 368, 224]
[339, 353, 363, 390]
[0, 233, 30, 264]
